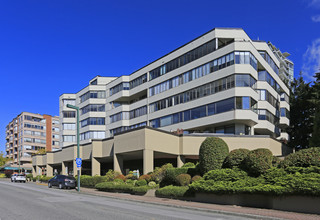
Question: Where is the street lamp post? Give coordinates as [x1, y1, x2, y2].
[66, 104, 80, 192]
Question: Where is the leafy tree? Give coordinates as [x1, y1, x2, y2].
[310, 71, 320, 147]
[0, 152, 10, 167]
[287, 74, 315, 150]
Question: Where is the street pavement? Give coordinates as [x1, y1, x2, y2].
[0, 179, 319, 220]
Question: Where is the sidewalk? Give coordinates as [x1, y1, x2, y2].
[77, 187, 320, 220]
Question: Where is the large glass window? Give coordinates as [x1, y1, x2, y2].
[63, 135, 76, 142]
[80, 117, 105, 127]
[62, 123, 76, 130]
[81, 104, 105, 115]
[80, 91, 106, 103]
[63, 111, 76, 118]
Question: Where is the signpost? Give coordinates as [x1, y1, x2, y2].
[67, 104, 81, 192]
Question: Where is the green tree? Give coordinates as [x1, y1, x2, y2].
[310, 72, 320, 147]
[287, 73, 315, 150]
[0, 152, 10, 167]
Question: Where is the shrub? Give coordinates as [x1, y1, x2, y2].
[115, 174, 126, 181]
[204, 169, 248, 182]
[280, 147, 320, 168]
[139, 174, 151, 182]
[223, 149, 250, 169]
[199, 137, 229, 175]
[80, 175, 93, 187]
[114, 178, 124, 184]
[191, 175, 202, 182]
[125, 179, 134, 185]
[40, 176, 52, 183]
[150, 163, 173, 183]
[272, 156, 281, 167]
[135, 179, 147, 186]
[0, 173, 6, 178]
[187, 163, 201, 177]
[95, 182, 133, 193]
[160, 167, 188, 187]
[104, 169, 115, 181]
[148, 181, 157, 187]
[243, 148, 273, 176]
[176, 174, 191, 186]
[155, 186, 189, 198]
[131, 186, 149, 195]
[182, 162, 195, 168]
[26, 173, 33, 180]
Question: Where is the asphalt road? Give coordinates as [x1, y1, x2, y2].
[0, 179, 257, 220]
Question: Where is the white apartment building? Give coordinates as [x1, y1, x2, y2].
[59, 28, 290, 147]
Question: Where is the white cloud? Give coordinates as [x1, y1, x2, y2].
[311, 14, 320, 22]
[302, 38, 320, 81]
[308, 0, 320, 8]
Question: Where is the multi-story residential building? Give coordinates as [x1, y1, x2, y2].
[59, 28, 290, 147]
[5, 112, 60, 168]
[268, 42, 294, 86]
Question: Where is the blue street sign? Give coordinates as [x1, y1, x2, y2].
[76, 158, 82, 168]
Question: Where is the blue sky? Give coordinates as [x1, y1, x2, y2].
[0, 0, 319, 152]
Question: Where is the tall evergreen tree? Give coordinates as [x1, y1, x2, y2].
[288, 73, 314, 150]
[310, 72, 320, 147]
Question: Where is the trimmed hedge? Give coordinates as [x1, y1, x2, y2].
[280, 147, 320, 168]
[182, 162, 196, 168]
[189, 167, 320, 196]
[135, 179, 147, 186]
[191, 175, 202, 182]
[176, 174, 191, 186]
[139, 174, 151, 182]
[199, 137, 229, 175]
[95, 182, 156, 195]
[223, 149, 250, 169]
[80, 175, 109, 188]
[155, 186, 189, 198]
[160, 167, 188, 187]
[243, 148, 273, 176]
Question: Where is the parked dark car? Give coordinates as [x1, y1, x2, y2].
[48, 175, 76, 189]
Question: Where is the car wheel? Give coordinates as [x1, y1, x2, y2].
[23, 181, 26, 183]
[48, 182, 52, 188]
[59, 183, 64, 189]
[11, 179, 13, 182]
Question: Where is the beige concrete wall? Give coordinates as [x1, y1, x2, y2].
[82, 144, 92, 160]
[145, 129, 179, 155]
[114, 129, 146, 154]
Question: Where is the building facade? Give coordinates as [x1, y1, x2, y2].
[5, 112, 60, 168]
[59, 28, 290, 147]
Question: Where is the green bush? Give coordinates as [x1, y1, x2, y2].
[40, 176, 53, 183]
[104, 169, 115, 181]
[191, 175, 202, 182]
[204, 168, 248, 182]
[176, 174, 191, 186]
[155, 186, 189, 198]
[189, 167, 320, 196]
[280, 147, 320, 168]
[135, 179, 147, 186]
[131, 186, 149, 195]
[125, 179, 135, 185]
[199, 137, 229, 175]
[26, 173, 33, 180]
[160, 167, 188, 187]
[182, 162, 195, 168]
[80, 175, 108, 188]
[0, 173, 6, 178]
[95, 182, 133, 193]
[187, 163, 201, 177]
[150, 163, 173, 183]
[114, 178, 124, 183]
[243, 148, 273, 176]
[148, 181, 157, 187]
[272, 156, 281, 167]
[223, 149, 250, 169]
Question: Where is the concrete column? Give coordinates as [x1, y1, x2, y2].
[177, 155, 185, 168]
[92, 157, 101, 176]
[113, 154, 123, 174]
[46, 164, 53, 177]
[32, 166, 36, 177]
[143, 149, 153, 175]
[250, 126, 255, 135]
[62, 162, 67, 175]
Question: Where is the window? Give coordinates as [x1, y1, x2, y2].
[63, 99, 76, 106]
[81, 104, 105, 115]
[63, 135, 76, 142]
[63, 111, 76, 118]
[63, 123, 76, 130]
[80, 117, 105, 127]
[80, 91, 106, 103]
[80, 131, 105, 141]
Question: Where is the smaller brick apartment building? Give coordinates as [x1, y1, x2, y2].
[5, 112, 60, 170]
